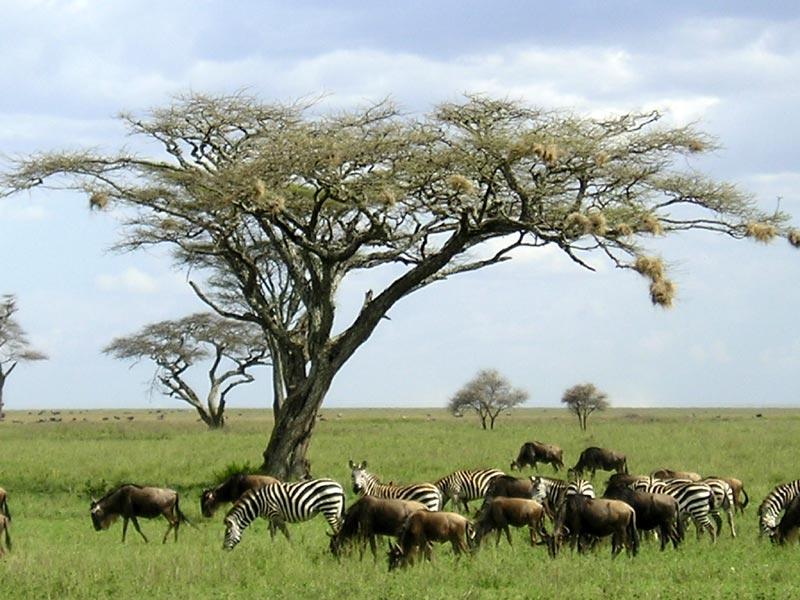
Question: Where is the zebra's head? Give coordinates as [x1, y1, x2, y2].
[223, 516, 242, 550]
[529, 476, 548, 502]
[349, 460, 370, 495]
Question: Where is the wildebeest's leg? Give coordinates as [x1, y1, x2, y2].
[611, 531, 622, 557]
[368, 534, 378, 561]
[122, 517, 129, 542]
[130, 515, 149, 543]
[659, 524, 669, 551]
[504, 525, 513, 546]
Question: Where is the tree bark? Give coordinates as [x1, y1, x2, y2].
[0, 373, 5, 421]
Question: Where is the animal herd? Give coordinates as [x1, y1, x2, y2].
[0, 441, 798, 569]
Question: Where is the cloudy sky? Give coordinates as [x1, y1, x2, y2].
[1, 1, 799, 411]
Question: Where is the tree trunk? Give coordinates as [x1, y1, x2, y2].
[0, 373, 5, 421]
[205, 383, 225, 429]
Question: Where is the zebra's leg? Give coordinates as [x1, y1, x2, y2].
[711, 511, 723, 536]
[276, 519, 291, 541]
[727, 509, 737, 538]
[130, 516, 149, 543]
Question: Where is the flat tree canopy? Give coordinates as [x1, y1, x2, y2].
[103, 312, 268, 429]
[562, 382, 609, 430]
[3, 93, 797, 476]
[448, 368, 528, 429]
[0, 295, 47, 418]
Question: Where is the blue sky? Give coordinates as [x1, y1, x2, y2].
[1, 1, 799, 410]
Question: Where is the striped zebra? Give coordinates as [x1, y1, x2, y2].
[435, 468, 504, 512]
[530, 476, 595, 518]
[633, 478, 716, 541]
[702, 477, 736, 538]
[758, 479, 800, 537]
[223, 478, 345, 550]
[349, 460, 442, 512]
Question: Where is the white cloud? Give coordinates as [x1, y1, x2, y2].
[0, 202, 50, 221]
[96, 267, 159, 294]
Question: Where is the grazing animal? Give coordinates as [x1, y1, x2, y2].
[758, 480, 800, 537]
[223, 479, 344, 549]
[569, 447, 628, 478]
[200, 473, 280, 517]
[349, 461, 442, 512]
[530, 476, 595, 518]
[771, 495, 800, 545]
[702, 477, 737, 538]
[434, 468, 504, 512]
[90, 484, 190, 543]
[474, 497, 546, 546]
[0, 488, 10, 522]
[0, 514, 10, 556]
[329, 496, 427, 559]
[707, 475, 749, 514]
[603, 483, 683, 550]
[633, 478, 717, 541]
[387, 510, 474, 569]
[510, 442, 565, 472]
[651, 469, 702, 482]
[548, 494, 639, 558]
[484, 475, 536, 500]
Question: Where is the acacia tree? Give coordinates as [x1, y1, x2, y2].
[562, 382, 609, 430]
[103, 312, 268, 429]
[448, 369, 528, 430]
[3, 93, 798, 477]
[0, 295, 47, 419]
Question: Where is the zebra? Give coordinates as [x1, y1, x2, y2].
[435, 468, 504, 512]
[758, 479, 800, 537]
[349, 460, 442, 512]
[223, 478, 345, 550]
[530, 476, 595, 518]
[702, 477, 736, 538]
[633, 478, 716, 541]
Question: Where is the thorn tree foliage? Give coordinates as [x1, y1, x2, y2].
[448, 369, 528, 430]
[0, 295, 47, 419]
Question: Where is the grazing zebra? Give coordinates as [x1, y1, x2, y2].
[349, 461, 442, 512]
[435, 468, 504, 512]
[758, 479, 800, 537]
[702, 477, 736, 538]
[530, 476, 595, 518]
[633, 478, 716, 541]
[223, 479, 345, 550]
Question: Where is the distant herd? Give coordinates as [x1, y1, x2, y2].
[1, 441, 799, 568]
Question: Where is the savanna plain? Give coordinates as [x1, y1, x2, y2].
[0, 407, 797, 599]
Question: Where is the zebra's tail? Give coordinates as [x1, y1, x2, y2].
[740, 486, 750, 510]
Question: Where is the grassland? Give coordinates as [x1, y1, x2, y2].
[0, 407, 798, 599]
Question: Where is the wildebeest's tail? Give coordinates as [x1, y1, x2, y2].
[627, 512, 639, 556]
[3, 521, 11, 552]
[175, 496, 196, 529]
[675, 509, 686, 544]
[0, 498, 9, 522]
[623, 458, 629, 475]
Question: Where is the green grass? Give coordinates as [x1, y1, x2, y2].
[0, 407, 797, 598]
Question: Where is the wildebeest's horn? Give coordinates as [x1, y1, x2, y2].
[361, 460, 367, 468]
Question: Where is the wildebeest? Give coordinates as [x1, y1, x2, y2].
[0, 514, 10, 557]
[200, 473, 280, 517]
[484, 475, 536, 500]
[510, 441, 564, 472]
[474, 497, 546, 547]
[569, 447, 628, 478]
[707, 475, 749, 514]
[387, 511, 475, 569]
[771, 495, 800, 545]
[90, 484, 190, 543]
[603, 482, 683, 550]
[651, 468, 702, 482]
[0, 487, 10, 522]
[329, 496, 427, 559]
[547, 494, 639, 558]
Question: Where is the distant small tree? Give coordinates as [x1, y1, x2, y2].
[448, 369, 528, 430]
[0, 295, 48, 420]
[562, 383, 609, 430]
[103, 312, 269, 429]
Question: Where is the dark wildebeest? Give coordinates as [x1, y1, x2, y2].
[387, 511, 475, 569]
[200, 473, 280, 517]
[0, 514, 10, 556]
[569, 447, 628, 478]
[771, 495, 800, 545]
[474, 497, 547, 547]
[547, 494, 639, 558]
[510, 442, 564, 472]
[603, 482, 684, 550]
[707, 475, 749, 514]
[606, 473, 648, 489]
[90, 484, 190, 543]
[0, 487, 10, 522]
[328, 496, 427, 559]
[651, 468, 702, 482]
[484, 475, 536, 500]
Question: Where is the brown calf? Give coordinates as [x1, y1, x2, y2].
[475, 497, 546, 546]
[651, 469, 702, 482]
[387, 511, 474, 569]
[570, 447, 628, 478]
[201, 473, 279, 517]
[0, 487, 9, 522]
[0, 514, 10, 556]
[511, 442, 564, 472]
[548, 495, 639, 558]
[772, 495, 800, 545]
[329, 496, 427, 559]
[707, 475, 749, 514]
[484, 475, 535, 500]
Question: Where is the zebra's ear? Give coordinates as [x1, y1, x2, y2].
[348, 460, 355, 469]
